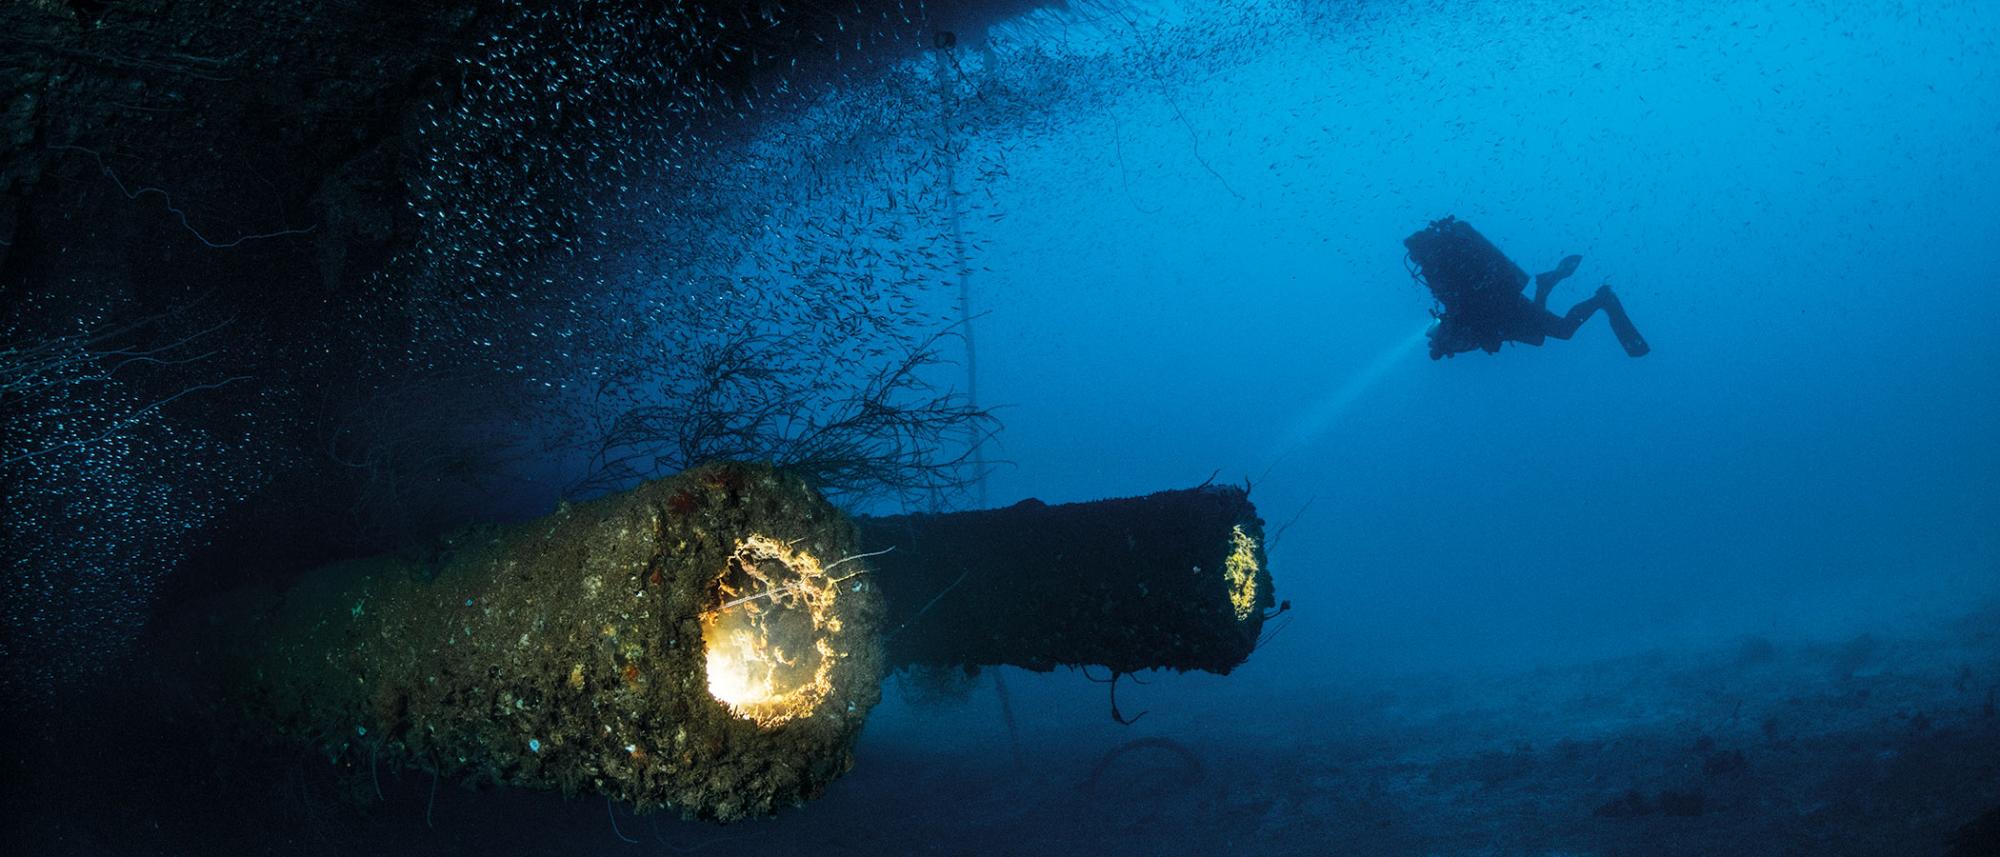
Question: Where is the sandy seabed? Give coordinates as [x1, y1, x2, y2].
[10, 605, 1997, 857]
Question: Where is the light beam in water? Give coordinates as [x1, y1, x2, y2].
[1263, 324, 1430, 470]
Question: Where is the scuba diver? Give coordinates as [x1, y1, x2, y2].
[1404, 216, 1650, 360]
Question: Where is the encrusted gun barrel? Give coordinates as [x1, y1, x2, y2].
[217, 462, 885, 822]
[191, 468, 1275, 821]
[857, 483, 1275, 675]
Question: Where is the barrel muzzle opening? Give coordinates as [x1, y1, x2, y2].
[701, 534, 844, 726]
[1225, 524, 1261, 622]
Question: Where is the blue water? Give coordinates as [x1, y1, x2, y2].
[865, 0, 2000, 851]
[960, 0, 1999, 671]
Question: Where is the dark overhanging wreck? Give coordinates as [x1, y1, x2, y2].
[176, 462, 1279, 822]
[11, 0, 1275, 827]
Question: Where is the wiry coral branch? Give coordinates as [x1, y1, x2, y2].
[571, 328, 997, 506]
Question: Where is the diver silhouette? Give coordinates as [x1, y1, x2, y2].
[1404, 216, 1650, 360]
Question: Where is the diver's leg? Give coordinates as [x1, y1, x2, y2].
[1544, 286, 1649, 356]
[1533, 254, 1583, 309]
[1545, 292, 1604, 340]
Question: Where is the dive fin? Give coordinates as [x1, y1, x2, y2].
[1535, 254, 1583, 290]
[1595, 286, 1651, 358]
[1534, 254, 1583, 304]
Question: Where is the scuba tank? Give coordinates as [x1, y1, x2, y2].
[1403, 216, 1530, 308]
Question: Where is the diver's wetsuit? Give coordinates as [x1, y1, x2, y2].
[1405, 216, 1650, 360]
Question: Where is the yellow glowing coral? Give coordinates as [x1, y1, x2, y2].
[1224, 524, 1260, 621]
[700, 534, 846, 726]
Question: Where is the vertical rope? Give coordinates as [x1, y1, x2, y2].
[993, 667, 1025, 769]
[936, 34, 987, 511]
[937, 31, 1018, 768]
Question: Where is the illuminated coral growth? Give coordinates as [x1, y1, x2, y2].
[701, 534, 849, 727]
[1225, 524, 1261, 622]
